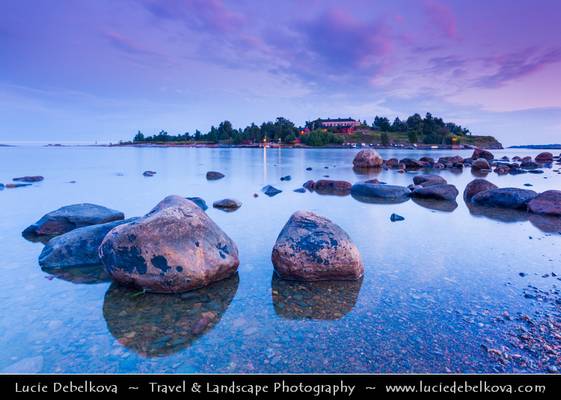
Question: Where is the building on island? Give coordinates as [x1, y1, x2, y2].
[317, 118, 361, 129]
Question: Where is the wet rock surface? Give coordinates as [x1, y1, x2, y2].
[206, 171, 225, 180]
[99, 195, 239, 293]
[262, 185, 282, 197]
[411, 184, 459, 201]
[23, 203, 125, 239]
[212, 198, 242, 211]
[186, 197, 208, 211]
[471, 188, 538, 209]
[13, 176, 44, 182]
[103, 274, 238, 356]
[39, 218, 137, 270]
[272, 211, 363, 281]
[351, 183, 410, 204]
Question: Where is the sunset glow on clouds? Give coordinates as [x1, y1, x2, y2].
[1, 0, 560, 144]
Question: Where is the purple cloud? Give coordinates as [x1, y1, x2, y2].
[423, 0, 457, 39]
[476, 47, 561, 88]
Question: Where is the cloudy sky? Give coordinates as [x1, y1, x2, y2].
[1, 0, 561, 145]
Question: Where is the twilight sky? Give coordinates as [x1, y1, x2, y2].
[1, 0, 561, 145]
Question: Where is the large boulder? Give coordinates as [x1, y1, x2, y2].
[39, 218, 137, 270]
[352, 149, 383, 168]
[23, 203, 124, 238]
[528, 190, 561, 216]
[463, 179, 498, 201]
[411, 184, 459, 201]
[99, 196, 239, 293]
[413, 174, 447, 187]
[271, 211, 363, 281]
[438, 155, 464, 165]
[311, 180, 352, 196]
[351, 183, 410, 203]
[471, 148, 494, 161]
[471, 188, 537, 209]
[535, 152, 553, 164]
[471, 158, 491, 170]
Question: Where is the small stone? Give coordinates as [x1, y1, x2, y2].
[390, 213, 405, 222]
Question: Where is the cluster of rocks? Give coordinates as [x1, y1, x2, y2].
[464, 178, 561, 217]
[351, 148, 557, 176]
[27, 196, 366, 294]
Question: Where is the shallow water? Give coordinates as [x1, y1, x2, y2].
[1, 146, 560, 373]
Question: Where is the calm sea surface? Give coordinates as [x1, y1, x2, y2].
[1, 146, 560, 373]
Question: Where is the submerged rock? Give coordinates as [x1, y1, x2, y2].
[351, 183, 410, 204]
[143, 170, 156, 177]
[463, 179, 498, 201]
[262, 185, 282, 197]
[280, 175, 291, 181]
[271, 275, 362, 320]
[312, 180, 352, 196]
[411, 184, 459, 201]
[528, 190, 561, 216]
[13, 176, 44, 182]
[39, 218, 137, 270]
[471, 188, 537, 209]
[271, 211, 363, 281]
[99, 195, 239, 293]
[212, 198, 242, 211]
[23, 203, 124, 239]
[352, 149, 383, 168]
[103, 274, 238, 356]
[5, 183, 31, 188]
[206, 171, 225, 180]
[186, 196, 208, 211]
[293, 187, 306, 193]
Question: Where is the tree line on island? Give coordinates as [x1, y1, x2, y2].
[132, 113, 474, 146]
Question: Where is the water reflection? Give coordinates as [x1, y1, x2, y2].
[43, 264, 111, 284]
[351, 192, 410, 205]
[352, 167, 382, 179]
[412, 198, 458, 212]
[103, 274, 239, 357]
[271, 274, 362, 320]
[528, 214, 561, 233]
[466, 203, 528, 223]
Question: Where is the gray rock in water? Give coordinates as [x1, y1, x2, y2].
[413, 174, 447, 187]
[23, 203, 125, 239]
[411, 184, 459, 201]
[390, 213, 405, 222]
[471, 188, 537, 209]
[99, 195, 239, 293]
[39, 218, 137, 269]
[13, 176, 44, 182]
[272, 211, 363, 281]
[351, 183, 410, 203]
[206, 171, 225, 180]
[186, 196, 208, 211]
[262, 185, 282, 197]
[213, 198, 242, 211]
